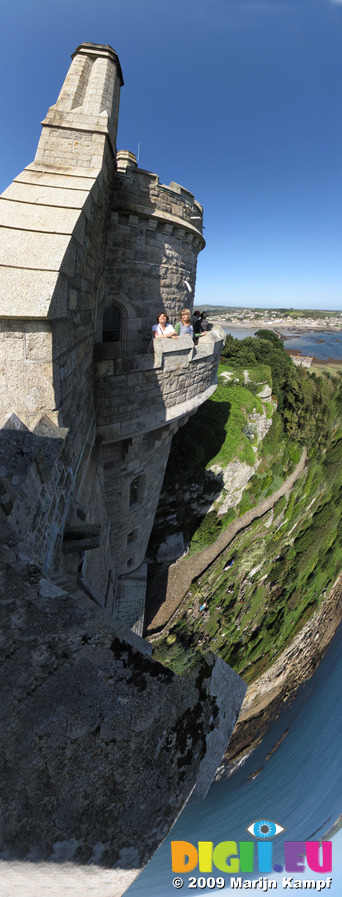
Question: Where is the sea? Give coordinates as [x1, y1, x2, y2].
[127, 621, 342, 896]
[222, 326, 342, 361]
[126, 327, 342, 896]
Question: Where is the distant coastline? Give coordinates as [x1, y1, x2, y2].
[211, 318, 342, 364]
[211, 318, 342, 335]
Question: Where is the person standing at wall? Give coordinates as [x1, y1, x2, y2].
[192, 309, 202, 335]
[174, 308, 194, 339]
[199, 311, 210, 332]
[152, 312, 178, 339]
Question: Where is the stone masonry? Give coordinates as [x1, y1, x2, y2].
[0, 41, 225, 631]
[0, 44, 245, 892]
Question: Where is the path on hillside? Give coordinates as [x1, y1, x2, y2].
[147, 447, 307, 634]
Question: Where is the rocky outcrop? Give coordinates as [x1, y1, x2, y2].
[156, 532, 186, 562]
[149, 386, 275, 561]
[210, 459, 259, 515]
[208, 389, 275, 516]
[148, 468, 225, 563]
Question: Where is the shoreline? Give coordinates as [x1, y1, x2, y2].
[284, 349, 342, 366]
[212, 319, 342, 364]
[212, 318, 342, 335]
[222, 570, 342, 767]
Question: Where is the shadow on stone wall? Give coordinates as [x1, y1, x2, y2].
[0, 520, 246, 873]
[0, 414, 66, 537]
[143, 398, 230, 628]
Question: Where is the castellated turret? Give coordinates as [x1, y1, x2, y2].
[0, 45, 245, 891]
[0, 41, 224, 632]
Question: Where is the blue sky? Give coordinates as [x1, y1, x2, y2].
[1, 0, 342, 309]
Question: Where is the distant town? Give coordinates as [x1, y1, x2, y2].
[198, 305, 342, 331]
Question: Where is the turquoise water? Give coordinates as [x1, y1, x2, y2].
[126, 326, 342, 896]
[223, 326, 342, 360]
[281, 331, 342, 360]
[127, 621, 342, 895]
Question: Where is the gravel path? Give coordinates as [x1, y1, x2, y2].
[147, 448, 307, 633]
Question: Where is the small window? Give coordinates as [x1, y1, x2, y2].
[102, 306, 121, 342]
[129, 477, 140, 506]
[127, 529, 137, 545]
[129, 475, 143, 506]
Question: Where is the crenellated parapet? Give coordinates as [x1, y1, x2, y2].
[99, 150, 205, 354]
[115, 149, 204, 241]
[95, 331, 224, 438]
[0, 46, 247, 891]
[0, 42, 222, 633]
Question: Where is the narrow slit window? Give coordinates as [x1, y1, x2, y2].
[129, 476, 142, 506]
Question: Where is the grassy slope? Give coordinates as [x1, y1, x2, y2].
[188, 362, 299, 555]
[152, 365, 342, 685]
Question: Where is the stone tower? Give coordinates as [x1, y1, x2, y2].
[0, 42, 225, 634]
[0, 46, 246, 892]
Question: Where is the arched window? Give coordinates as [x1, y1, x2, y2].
[102, 306, 121, 343]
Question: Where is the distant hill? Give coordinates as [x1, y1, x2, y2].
[196, 305, 341, 318]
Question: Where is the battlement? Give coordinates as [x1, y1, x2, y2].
[0, 45, 247, 891]
[95, 331, 224, 439]
[115, 149, 204, 241]
[0, 42, 222, 633]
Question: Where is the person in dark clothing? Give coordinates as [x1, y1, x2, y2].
[192, 310, 202, 335]
[200, 312, 210, 332]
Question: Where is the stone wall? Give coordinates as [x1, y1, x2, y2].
[94, 332, 223, 434]
[0, 40, 223, 629]
[0, 45, 248, 894]
[0, 414, 116, 612]
[0, 520, 246, 894]
[0, 43, 124, 610]
[0, 42, 123, 435]
[0, 150, 114, 435]
[99, 151, 205, 354]
[94, 332, 224, 592]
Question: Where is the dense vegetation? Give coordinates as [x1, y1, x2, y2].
[156, 331, 334, 555]
[151, 331, 342, 684]
[222, 329, 333, 442]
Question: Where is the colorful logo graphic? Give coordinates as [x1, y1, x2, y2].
[247, 819, 285, 839]
[171, 819, 332, 876]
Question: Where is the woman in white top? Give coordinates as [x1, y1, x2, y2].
[152, 312, 178, 339]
